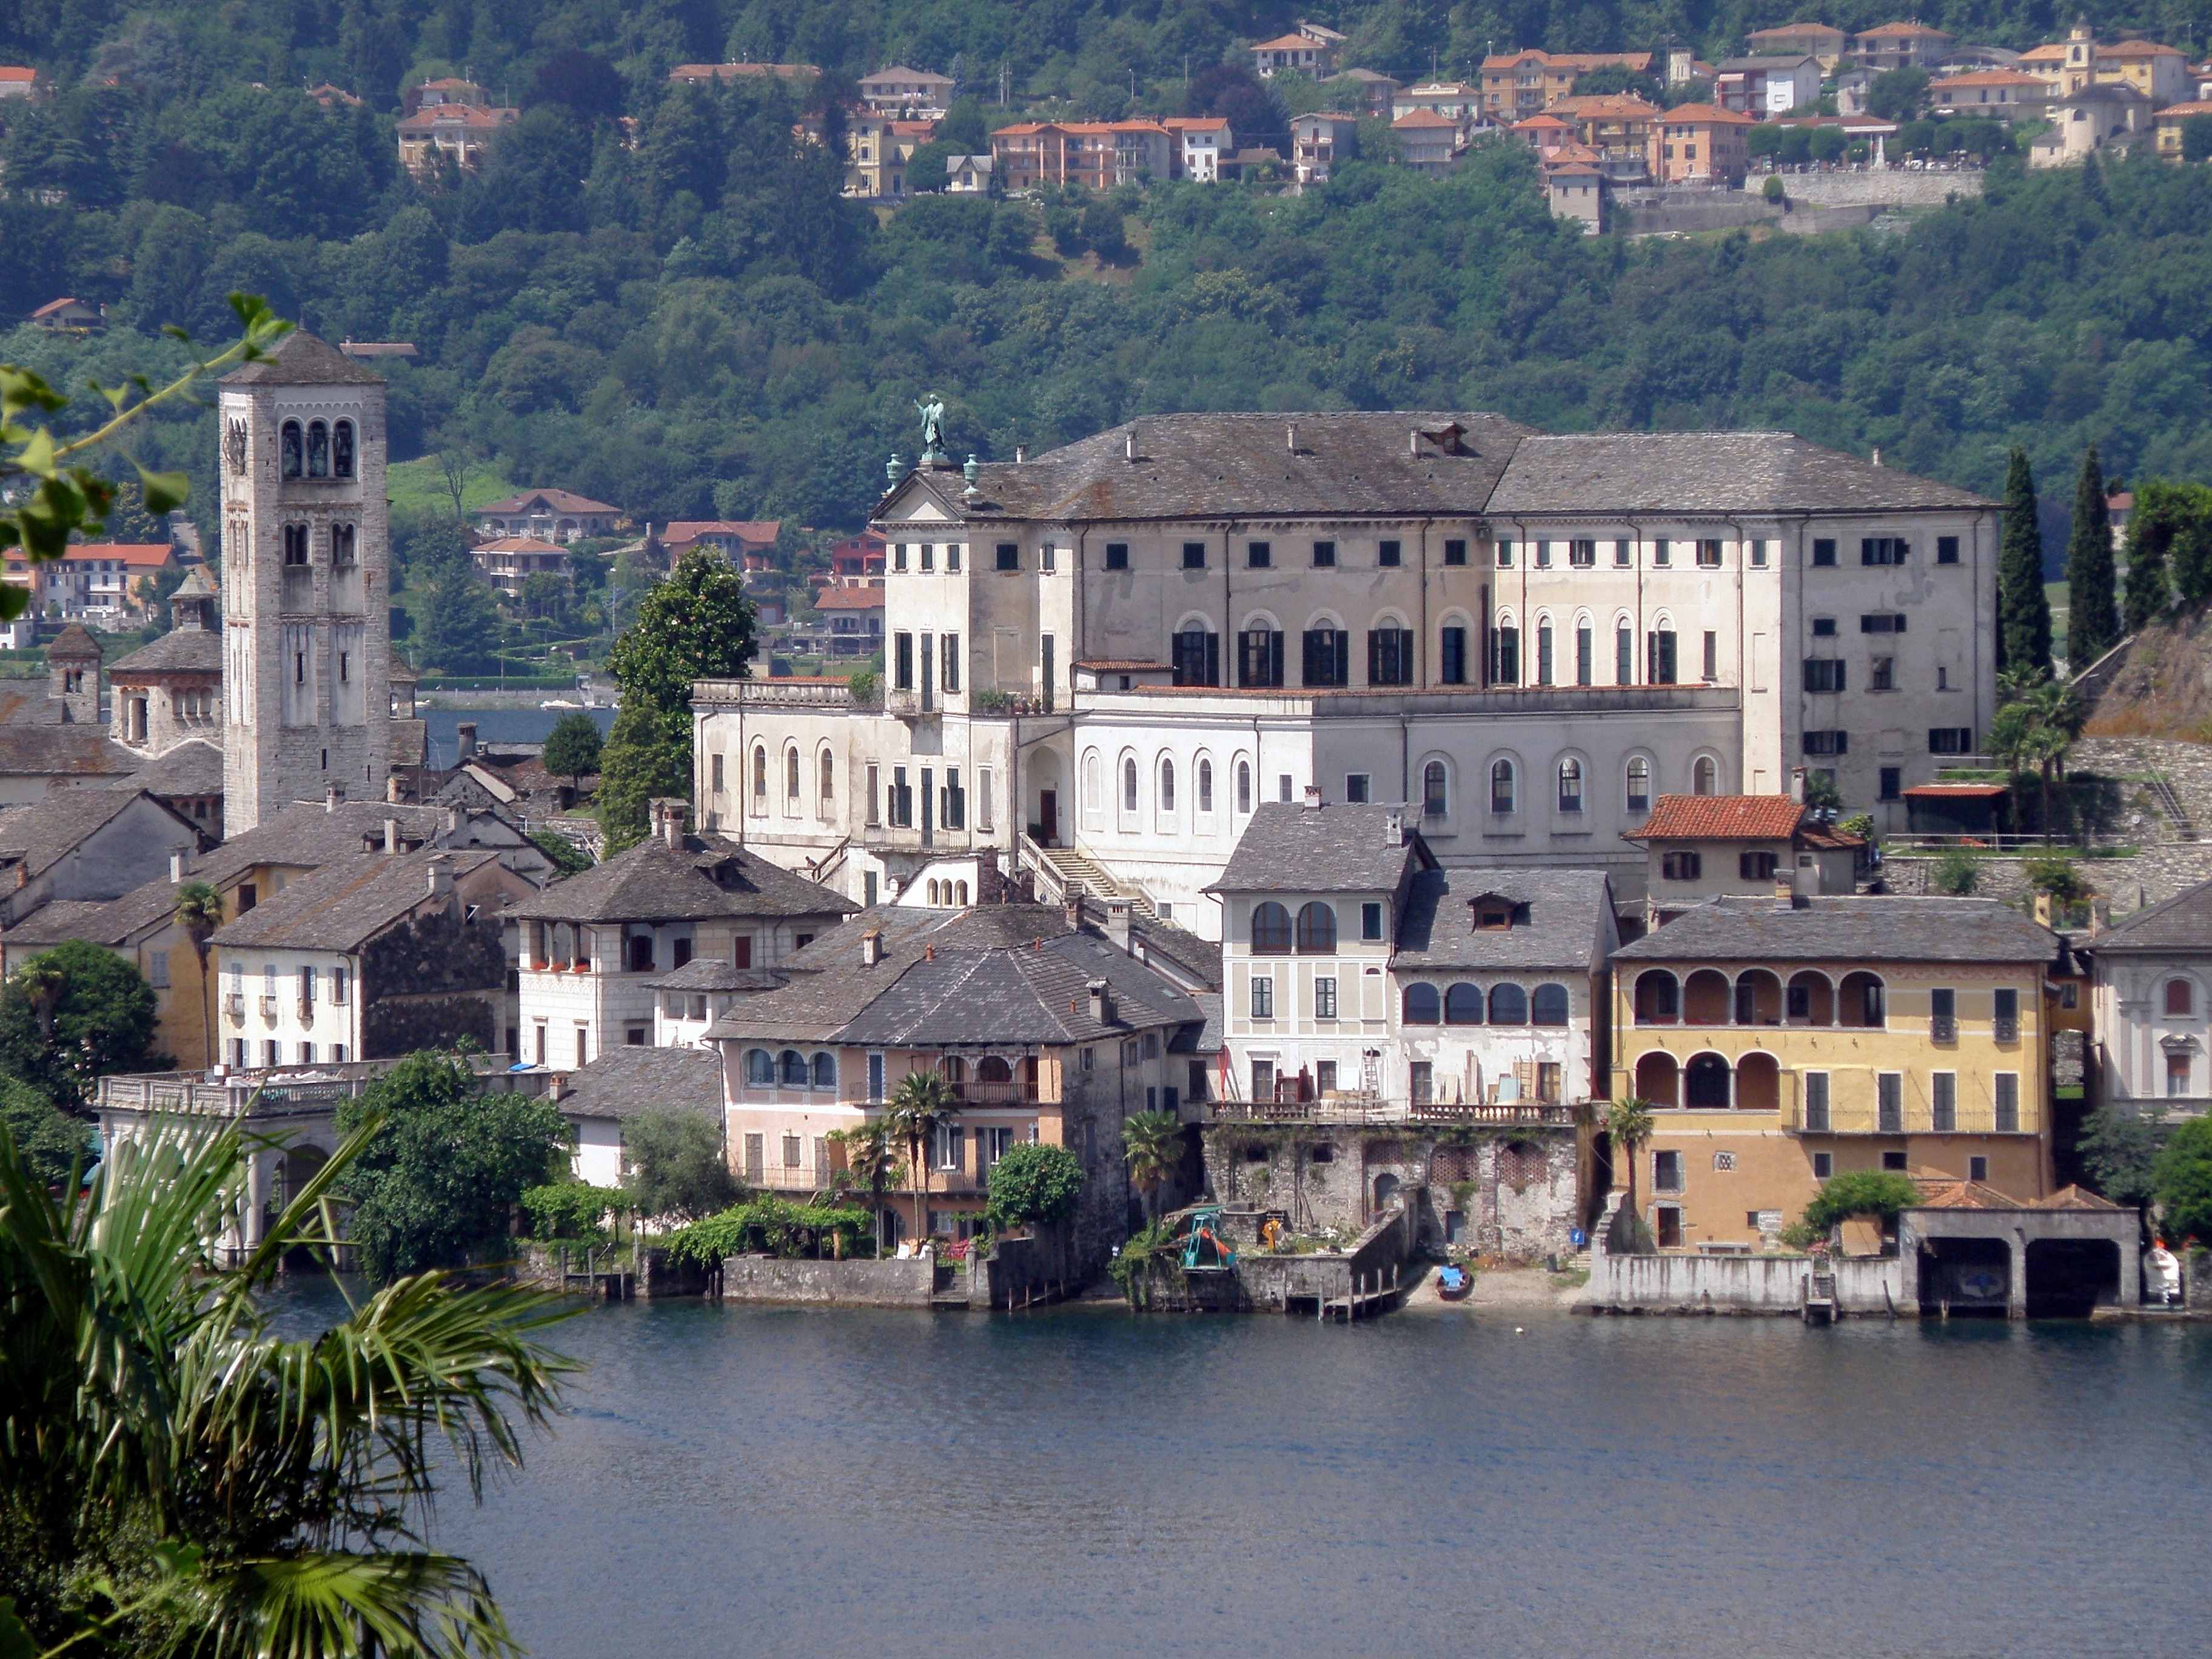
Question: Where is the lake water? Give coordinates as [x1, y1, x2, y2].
[401, 1298, 2211, 1659]
[421, 706, 615, 769]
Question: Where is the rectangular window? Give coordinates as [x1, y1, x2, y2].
[1994, 987, 2019, 1042]
[1932, 1071, 1957, 1132]
[1614, 538, 1633, 567]
[948, 541, 960, 571]
[1803, 659, 1846, 693]
[1661, 850, 1702, 882]
[1869, 657, 1894, 691]
[1652, 538, 1671, 568]
[1378, 539, 1401, 567]
[1172, 628, 1221, 687]
[868, 1052, 885, 1102]
[1409, 1061, 1432, 1104]
[2168, 1054, 2191, 1096]
[1361, 902, 1384, 941]
[1312, 540, 1335, 568]
[1439, 626, 1467, 685]
[919, 543, 934, 572]
[1740, 851, 1779, 880]
[1812, 617, 1837, 637]
[941, 632, 960, 694]
[1535, 540, 1552, 569]
[1812, 1151, 1834, 1178]
[1367, 628, 1414, 686]
[1495, 540, 1513, 568]
[1251, 1060, 1275, 1102]
[1315, 977, 1338, 1019]
[1994, 1072, 2020, 1131]
[1803, 1071, 1830, 1132]
[1247, 540, 1271, 569]
[942, 768, 965, 830]
[332, 967, 347, 1004]
[1880, 766, 1902, 800]
[1616, 626, 1633, 685]
[1344, 774, 1370, 803]
[1929, 726, 1975, 754]
[1182, 541, 1206, 569]
[1930, 987, 1956, 1044]
[1569, 539, 1596, 568]
[1969, 1154, 1988, 1182]
[1696, 539, 1723, 569]
[1577, 625, 1593, 686]
[1862, 537, 1908, 566]
[894, 632, 914, 691]
[996, 542, 1019, 571]
[1302, 628, 1349, 688]
[1494, 625, 1520, 685]
[1443, 538, 1467, 566]
[1104, 542, 1128, 571]
[1039, 545, 1056, 572]
[148, 949, 170, 989]
[1655, 1205, 1683, 1248]
[1877, 1072, 1903, 1133]
[1702, 631, 1718, 682]
[894, 544, 909, 573]
[1238, 630, 1284, 688]
[1802, 731, 1848, 756]
[1750, 539, 1769, 568]
[1653, 1150, 1684, 1193]
[1650, 630, 1677, 685]
[1860, 613, 1906, 634]
[1250, 975, 1275, 1019]
[891, 766, 911, 828]
[1812, 538, 1837, 567]
[865, 762, 880, 826]
[1536, 626, 1552, 686]
[1937, 535, 1960, 565]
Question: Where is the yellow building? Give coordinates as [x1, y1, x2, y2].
[2154, 98, 2212, 156]
[1607, 894, 2068, 1252]
[2022, 22, 2190, 106]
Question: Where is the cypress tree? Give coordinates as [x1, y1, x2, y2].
[1998, 447, 2052, 680]
[2065, 446, 2118, 667]
[2123, 483, 2173, 634]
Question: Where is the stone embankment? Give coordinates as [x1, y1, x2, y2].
[1618, 168, 1981, 238]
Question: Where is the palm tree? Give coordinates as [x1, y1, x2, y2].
[2022, 676, 2084, 845]
[881, 1071, 956, 1247]
[172, 880, 224, 1068]
[10, 954, 65, 1041]
[1121, 1109, 1181, 1226]
[1985, 701, 2039, 839]
[828, 1121, 902, 1255]
[1606, 1096, 1657, 1230]
[0, 1110, 574, 1658]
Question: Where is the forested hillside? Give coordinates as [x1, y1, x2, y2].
[0, 0, 2207, 571]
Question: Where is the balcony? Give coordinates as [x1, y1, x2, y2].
[259, 996, 280, 1024]
[1212, 1098, 1578, 1128]
[225, 993, 245, 1025]
[950, 1081, 1040, 1106]
[1994, 1016, 2019, 1044]
[297, 1000, 315, 1025]
[1930, 1014, 1957, 1044]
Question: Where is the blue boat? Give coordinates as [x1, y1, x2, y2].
[1435, 1264, 1472, 1301]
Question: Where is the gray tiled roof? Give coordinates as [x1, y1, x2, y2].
[2085, 876, 2212, 954]
[552, 1044, 720, 1121]
[1392, 868, 1615, 971]
[507, 831, 854, 925]
[0, 788, 198, 879]
[110, 629, 222, 676]
[1208, 801, 1432, 895]
[1611, 894, 2056, 964]
[115, 739, 223, 797]
[900, 412, 1538, 524]
[1486, 432, 1995, 517]
[1, 899, 123, 947]
[210, 850, 503, 952]
[0, 726, 141, 778]
[221, 328, 387, 386]
[646, 957, 787, 992]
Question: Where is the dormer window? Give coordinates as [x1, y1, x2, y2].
[1472, 896, 1513, 931]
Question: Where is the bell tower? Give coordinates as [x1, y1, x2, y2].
[217, 330, 392, 832]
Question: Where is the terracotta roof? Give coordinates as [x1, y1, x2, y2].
[1657, 102, 1757, 124]
[812, 586, 883, 610]
[1903, 782, 2008, 797]
[1555, 95, 1664, 118]
[1393, 109, 1460, 127]
[1910, 1176, 2122, 1212]
[1254, 33, 1325, 51]
[2100, 40, 2185, 58]
[1937, 69, 2049, 87]
[0, 68, 35, 82]
[662, 520, 779, 544]
[1858, 22, 1952, 39]
[1513, 114, 1575, 130]
[30, 298, 93, 320]
[475, 536, 568, 554]
[2156, 99, 2212, 116]
[479, 489, 617, 515]
[397, 104, 516, 132]
[1164, 116, 1231, 130]
[2017, 44, 2069, 63]
[68, 542, 174, 567]
[1627, 794, 1809, 842]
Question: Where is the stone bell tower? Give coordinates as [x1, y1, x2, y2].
[217, 330, 392, 833]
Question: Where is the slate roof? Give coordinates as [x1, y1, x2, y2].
[2085, 876, 2212, 954]
[1392, 868, 1614, 971]
[1486, 431, 1995, 515]
[1, 899, 123, 947]
[647, 957, 788, 993]
[506, 831, 855, 925]
[110, 627, 222, 678]
[0, 788, 198, 879]
[1208, 801, 1432, 895]
[0, 727, 141, 777]
[1611, 895, 2056, 964]
[210, 850, 502, 952]
[907, 412, 1540, 525]
[115, 739, 223, 797]
[552, 1044, 720, 1120]
[47, 623, 101, 659]
[221, 328, 386, 387]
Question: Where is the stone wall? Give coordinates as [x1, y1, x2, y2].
[1776, 168, 1983, 207]
[720, 1255, 935, 1307]
[1583, 1250, 1905, 1315]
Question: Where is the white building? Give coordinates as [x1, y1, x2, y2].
[1164, 116, 1233, 180]
[693, 412, 1999, 942]
[2087, 878, 2212, 1118]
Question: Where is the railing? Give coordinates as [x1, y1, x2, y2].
[1930, 1014, 1956, 1044]
[296, 1000, 315, 1025]
[949, 1081, 1036, 1105]
[224, 994, 245, 1024]
[258, 996, 280, 1024]
[694, 677, 857, 709]
[96, 1054, 535, 1119]
[1212, 1098, 1578, 1127]
[1019, 836, 1068, 903]
[1994, 1016, 2018, 1044]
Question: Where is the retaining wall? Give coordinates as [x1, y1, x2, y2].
[1775, 169, 1983, 206]
[1582, 1251, 1905, 1315]
[720, 1255, 936, 1307]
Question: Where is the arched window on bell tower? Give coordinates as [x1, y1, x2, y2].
[333, 420, 355, 478]
[306, 421, 329, 478]
[280, 420, 303, 478]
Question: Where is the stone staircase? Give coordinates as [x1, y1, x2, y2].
[1028, 841, 1159, 920]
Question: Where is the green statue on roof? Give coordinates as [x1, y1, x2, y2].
[916, 392, 948, 467]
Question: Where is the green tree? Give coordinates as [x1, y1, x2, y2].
[541, 709, 604, 788]
[2066, 445, 2119, 666]
[881, 1070, 956, 1244]
[2182, 112, 2212, 163]
[622, 1107, 742, 1222]
[528, 828, 594, 875]
[0, 1073, 90, 1189]
[334, 1051, 571, 1279]
[1801, 769, 1843, 813]
[1808, 125, 1848, 164]
[594, 699, 690, 851]
[1606, 1096, 1656, 1226]
[2078, 1108, 2167, 1207]
[421, 571, 502, 674]
[984, 1141, 1086, 1232]
[0, 1110, 572, 1658]
[172, 880, 224, 1072]
[521, 1179, 627, 1242]
[0, 940, 162, 1110]
[1801, 1169, 1921, 1234]
[828, 1121, 903, 1252]
[2123, 481, 2178, 632]
[1998, 447, 2052, 680]
[1933, 844, 1979, 894]
[1121, 1109, 1181, 1224]
[2151, 1116, 2212, 1244]
[1866, 67, 1930, 121]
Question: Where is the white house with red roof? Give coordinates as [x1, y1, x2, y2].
[1626, 793, 1864, 927]
[1253, 27, 1339, 78]
[473, 489, 618, 542]
[1163, 115, 1233, 180]
[657, 520, 781, 565]
[0, 66, 35, 98]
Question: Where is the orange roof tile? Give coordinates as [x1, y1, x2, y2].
[1555, 94, 1664, 118]
[69, 542, 175, 567]
[1627, 794, 1809, 842]
[1936, 69, 2050, 87]
[1254, 33, 1326, 52]
[1392, 109, 1460, 127]
[813, 586, 884, 609]
[1658, 101, 1757, 123]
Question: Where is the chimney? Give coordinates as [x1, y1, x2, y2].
[1303, 783, 1323, 810]
[386, 774, 404, 803]
[326, 783, 345, 813]
[2034, 891, 2054, 927]
[924, 943, 934, 962]
[1087, 977, 1110, 1024]
[2091, 897, 2111, 936]
[1789, 765, 1807, 805]
[1014, 444, 1027, 463]
[427, 857, 453, 899]
[860, 928, 884, 966]
[169, 847, 188, 883]
[456, 721, 478, 762]
[1871, 446, 1883, 468]
[384, 817, 400, 854]
[1774, 872, 1794, 904]
[1287, 422, 1298, 453]
[1384, 809, 1403, 845]
[1125, 429, 1136, 461]
[1065, 890, 1084, 933]
[1104, 894, 1132, 954]
[649, 797, 686, 850]
[1409, 429, 1420, 455]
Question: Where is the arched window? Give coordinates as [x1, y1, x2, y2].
[1685, 1053, 1732, 1108]
[280, 420, 303, 479]
[1082, 750, 1102, 814]
[1159, 757, 1176, 812]
[1637, 970, 1680, 1024]
[1536, 618, 1555, 686]
[819, 749, 834, 803]
[2167, 978, 2195, 1016]
[1295, 902, 1336, 953]
[1693, 756, 1718, 796]
[752, 744, 767, 799]
[779, 1049, 808, 1087]
[1444, 982, 1484, 1025]
[332, 419, 355, 478]
[1123, 757, 1138, 812]
[1490, 759, 1515, 814]
[785, 747, 800, 800]
[955, 880, 968, 904]
[1237, 760, 1252, 813]
[1557, 757, 1583, 813]
[1423, 760, 1448, 818]
[1531, 983, 1570, 1026]
[745, 1048, 774, 1085]
[1403, 983, 1441, 1025]
[1250, 902, 1293, 952]
[306, 420, 329, 478]
[1626, 757, 1651, 813]
[927, 879, 940, 905]
[1489, 983, 1529, 1025]
[1199, 758, 1214, 813]
[811, 1052, 837, 1090]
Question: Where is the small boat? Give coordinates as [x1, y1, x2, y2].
[1435, 1264, 1472, 1301]
[540, 698, 580, 710]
